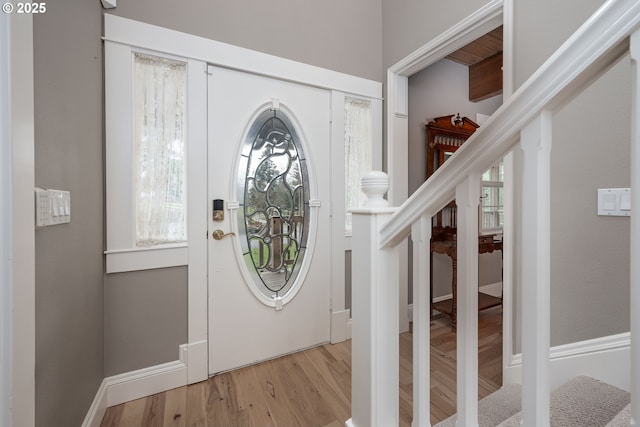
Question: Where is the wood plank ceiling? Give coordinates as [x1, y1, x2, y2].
[446, 26, 503, 66]
[446, 26, 503, 101]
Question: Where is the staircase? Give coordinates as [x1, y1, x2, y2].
[347, 0, 640, 426]
[435, 376, 630, 427]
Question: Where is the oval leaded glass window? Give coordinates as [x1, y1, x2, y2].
[238, 108, 310, 304]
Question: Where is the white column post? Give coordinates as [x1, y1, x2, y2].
[411, 214, 432, 427]
[520, 111, 552, 427]
[455, 173, 480, 427]
[629, 28, 640, 427]
[387, 71, 411, 334]
[347, 171, 399, 427]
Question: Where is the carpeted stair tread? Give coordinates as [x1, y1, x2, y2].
[433, 383, 522, 427]
[496, 376, 630, 427]
[605, 403, 631, 426]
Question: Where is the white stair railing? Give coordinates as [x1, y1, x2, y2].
[347, 172, 400, 427]
[347, 0, 640, 426]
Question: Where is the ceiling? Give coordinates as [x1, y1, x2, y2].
[446, 26, 503, 66]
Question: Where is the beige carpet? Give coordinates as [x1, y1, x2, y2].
[434, 376, 629, 427]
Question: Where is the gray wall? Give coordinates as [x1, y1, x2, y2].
[407, 59, 503, 301]
[381, 0, 492, 70]
[548, 55, 631, 345]
[33, 1, 104, 426]
[108, 0, 383, 82]
[511, 0, 631, 347]
[104, 267, 188, 376]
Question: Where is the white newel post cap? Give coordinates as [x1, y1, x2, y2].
[361, 170, 390, 208]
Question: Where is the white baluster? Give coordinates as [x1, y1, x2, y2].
[520, 111, 552, 427]
[347, 171, 400, 427]
[411, 214, 432, 427]
[456, 173, 480, 427]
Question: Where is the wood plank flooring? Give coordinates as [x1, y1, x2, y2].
[101, 308, 502, 427]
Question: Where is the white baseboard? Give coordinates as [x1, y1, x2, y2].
[82, 345, 192, 427]
[331, 309, 351, 344]
[185, 340, 208, 384]
[504, 332, 630, 392]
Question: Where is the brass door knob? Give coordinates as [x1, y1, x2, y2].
[212, 229, 235, 240]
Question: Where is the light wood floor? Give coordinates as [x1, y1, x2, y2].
[100, 308, 502, 427]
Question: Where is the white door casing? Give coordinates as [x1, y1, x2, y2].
[207, 66, 332, 374]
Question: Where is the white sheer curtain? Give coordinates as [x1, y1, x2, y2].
[344, 97, 373, 234]
[134, 53, 187, 246]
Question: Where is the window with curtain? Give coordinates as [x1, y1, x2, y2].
[134, 53, 187, 246]
[344, 97, 373, 234]
[480, 159, 504, 234]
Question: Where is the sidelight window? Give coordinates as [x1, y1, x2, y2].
[133, 53, 187, 246]
[344, 97, 373, 234]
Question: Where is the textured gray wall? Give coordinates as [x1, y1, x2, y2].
[33, 1, 104, 426]
[108, 0, 383, 82]
[104, 267, 188, 376]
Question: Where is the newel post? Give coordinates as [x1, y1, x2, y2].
[346, 171, 399, 427]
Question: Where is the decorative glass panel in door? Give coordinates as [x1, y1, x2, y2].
[238, 108, 310, 302]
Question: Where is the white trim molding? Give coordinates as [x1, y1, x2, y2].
[103, 15, 381, 101]
[105, 245, 188, 274]
[2, 11, 36, 427]
[504, 332, 631, 393]
[82, 345, 190, 427]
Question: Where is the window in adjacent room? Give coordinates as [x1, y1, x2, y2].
[480, 159, 504, 234]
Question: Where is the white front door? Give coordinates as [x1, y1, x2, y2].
[207, 66, 332, 375]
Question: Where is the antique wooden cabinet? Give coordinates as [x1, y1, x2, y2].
[425, 114, 502, 330]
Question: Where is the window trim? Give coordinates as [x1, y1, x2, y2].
[104, 43, 204, 273]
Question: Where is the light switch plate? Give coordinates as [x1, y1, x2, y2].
[34, 188, 71, 227]
[597, 188, 631, 217]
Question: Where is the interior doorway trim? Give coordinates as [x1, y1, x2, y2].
[384, 0, 513, 371]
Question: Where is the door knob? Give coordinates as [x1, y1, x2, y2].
[212, 229, 235, 240]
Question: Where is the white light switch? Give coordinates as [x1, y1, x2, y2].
[597, 188, 631, 217]
[621, 192, 631, 211]
[603, 193, 616, 211]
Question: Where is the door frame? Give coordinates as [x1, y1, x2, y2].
[384, 0, 514, 370]
[2, 11, 36, 427]
[104, 14, 382, 383]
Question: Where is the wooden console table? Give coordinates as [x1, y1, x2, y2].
[431, 234, 503, 331]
